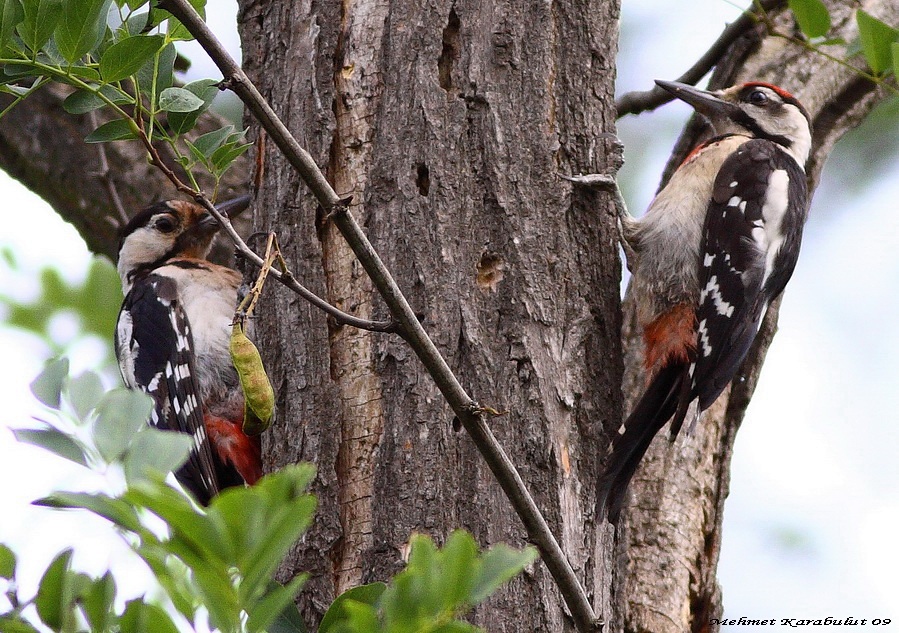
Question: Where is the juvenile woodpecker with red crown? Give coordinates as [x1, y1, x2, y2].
[597, 80, 813, 520]
[115, 195, 265, 504]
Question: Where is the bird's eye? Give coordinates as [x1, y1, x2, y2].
[748, 90, 769, 105]
[155, 216, 176, 233]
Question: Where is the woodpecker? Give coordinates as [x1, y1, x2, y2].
[115, 195, 263, 504]
[597, 80, 812, 520]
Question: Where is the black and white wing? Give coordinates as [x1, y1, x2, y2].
[115, 273, 221, 504]
[691, 138, 809, 410]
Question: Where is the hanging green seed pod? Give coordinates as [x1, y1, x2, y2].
[230, 320, 274, 436]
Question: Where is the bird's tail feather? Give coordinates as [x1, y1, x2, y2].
[596, 362, 689, 522]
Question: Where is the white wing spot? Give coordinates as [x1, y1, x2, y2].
[147, 372, 162, 392]
[698, 319, 712, 357]
[760, 169, 791, 285]
[700, 275, 735, 317]
[703, 253, 716, 267]
[728, 196, 741, 207]
[729, 181, 738, 188]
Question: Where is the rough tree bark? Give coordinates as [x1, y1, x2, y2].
[1, 0, 896, 631]
[238, 0, 621, 629]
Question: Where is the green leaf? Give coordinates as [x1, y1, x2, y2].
[857, 10, 899, 75]
[66, 370, 104, 419]
[0, 543, 16, 580]
[125, 482, 233, 564]
[0, 0, 24, 51]
[16, 0, 61, 52]
[35, 491, 144, 533]
[12, 427, 88, 466]
[99, 33, 164, 81]
[267, 598, 309, 633]
[92, 388, 153, 461]
[54, 0, 111, 62]
[787, 0, 830, 38]
[123, 10, 148, 35]
[163, 0, 205, 41]
[120, 599, 180, 633]
[134, 39, 175, 105]
[63, 84, 133, 114]
[469, 543, 537, 605]
[167, 78, 218, 134]
[211, 141, 251, 174]
[80, 571, 116, 632]
[191, 124, 234, 157]
[158, 85, 204, 112]
[122, 427, 192, 484]
[893, 41, 899, 75]
[84, 117, 138, 142]
[0, 616, 41, 633]
[30, 357, 69, 408]
[35, 548, 74, 630]
[246, 575, 309, 633]
[340, 600, 379, 633]
[319, 583, 386, 633]
[437, 530, 477, 609]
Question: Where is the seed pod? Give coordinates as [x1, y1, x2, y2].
[229, 321, 274, 435]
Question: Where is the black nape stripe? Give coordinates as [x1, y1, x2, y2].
[732, 110, 793, 149]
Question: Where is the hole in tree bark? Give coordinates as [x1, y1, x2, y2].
[438, 8, 460, 92]
[476, 252, 505, 291]
[415, 163, 430, 196]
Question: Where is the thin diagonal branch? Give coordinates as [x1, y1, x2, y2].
[158, 0, 601, 630]
[615, 0, 785, 117]
[129, 121, 396, 333]
[87, 110, 128, 225]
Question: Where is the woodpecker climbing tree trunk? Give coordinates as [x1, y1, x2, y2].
[0, 0, 896, 631]
[616, 3, 898, 632]
[238, 0, 623, 629]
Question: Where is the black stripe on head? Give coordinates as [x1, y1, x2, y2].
[730, 110, 795, 149]
[119, 202, 177, 249]
[731, 83, 811, 150]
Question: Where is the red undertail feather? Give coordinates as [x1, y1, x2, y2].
[643, 303, 697, 375]
[205, 416, 263, 485]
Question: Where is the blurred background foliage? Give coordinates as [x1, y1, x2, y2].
[0, 250, 121, 371]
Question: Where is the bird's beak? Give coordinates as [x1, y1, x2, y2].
[196, 194, 253, 231]
[216, 194, 252, 219]
[655, 80, 740, 120]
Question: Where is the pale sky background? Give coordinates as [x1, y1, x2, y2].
[1, 0, 897, 630]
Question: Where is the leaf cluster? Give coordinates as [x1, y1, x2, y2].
[319, 532, 537, 633]
[0, 0, 249, 194]
[786, 0, 899, 81]
[2, 360, 537, 633]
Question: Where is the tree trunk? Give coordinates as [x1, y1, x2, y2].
[238, 0, 622, 629]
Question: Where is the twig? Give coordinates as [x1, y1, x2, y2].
[195, 193, 399, 333]
[87, 110, 129, 225]
[159, 0, 601, 630]
[615, 0, 785, 117]
[129, 122, 396, 332]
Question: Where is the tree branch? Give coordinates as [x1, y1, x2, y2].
[615, 0, 785, 117]
[159, 0, 600, 629]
